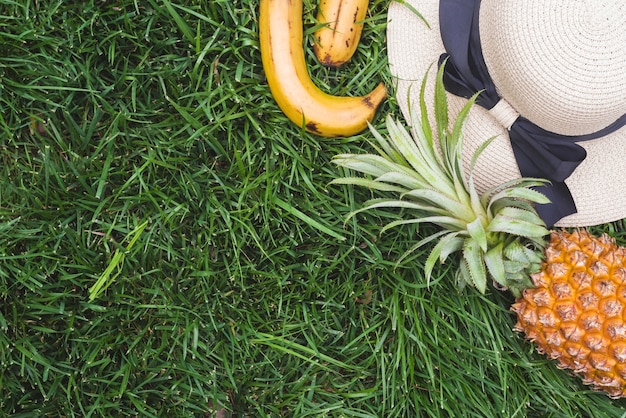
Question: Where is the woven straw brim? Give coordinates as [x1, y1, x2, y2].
[387, 0, 626, 227]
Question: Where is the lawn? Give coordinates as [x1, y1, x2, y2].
[1, 0, 626, 416]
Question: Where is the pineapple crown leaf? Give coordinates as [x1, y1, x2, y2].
[466, 217, 488, 253]
[503, 240, 543, 266]
[376, 171, 426, 191]
[356, 198, 441, 213]
[345, 198, 467, 233]
[401, 189, 474, 222]
[469, 135, 498, 175]
[488, 198, 539, 222]
[388, 109, 457, 197]
[398, 228, 452, 269]
[462, 238, 488, 293]
[424, 232, 464, 285]
[389, 117, 455, 195]
[485, 183, 551, 215]
[405, 112, 443, 172]
[337, 198, 424, 227]
[330, 177, 409, 194]
[466, 176, 485, 225]
[331, 154, 417, 180]
[417, 67, 435, 149]
[433, 63, 449, 134]
[483, 242, 506, 288]
[487, 207, 549, 239]
[432, 59, 482, 195]
[483, 177, 550, 200]
[364, 120, 405, 164]
[331, 61, 551, 295]
[379, 208, 454, 235]
[380, 218, 428, 236]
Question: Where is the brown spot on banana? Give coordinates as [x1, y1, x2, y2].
[259, 0, 386, 137]
[332, 0, 343, 31]
[362, 95, 375, 109]
[321, 53, 338, 67]
[306, 121, 322, 134]
[313, 0, 369, 67]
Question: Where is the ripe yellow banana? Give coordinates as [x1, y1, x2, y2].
[259, 0, 386, 138]
[314, 0, 369, 67]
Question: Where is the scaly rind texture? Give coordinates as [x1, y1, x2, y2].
[259, 0, 386, 137]
[512, 230, 626, 398]
[314, 0, 369, 67]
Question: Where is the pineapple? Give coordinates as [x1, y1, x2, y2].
[331, 64, 626, 398]
[512, 229, 626, 398]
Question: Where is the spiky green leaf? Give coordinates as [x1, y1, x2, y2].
[366, 119, 408, 165]
[487, 184, 551, 214]
[489, 198, 540, 218]
[332, 154, 414, 179]
[467, 175, 485, 224]
[380, 215, 446, 234]
[402, 189, 472, 221]
[375, 171, 428, 190]
[466, 217, 488, 252]
[463, 238, 487, 293]
[424, 232, 464, 284]
[388, 117, 456, 195]
[417, 68, 441, 166]
[450, 92, 480, 190]
[329, 177, 409, 194]
[434, 61, 449, 150]
[488, 207, 549, 239]
[397, 229, 451, 267]
[484, 242, 506, 288]
[356, 198, 445, 213]
[469, 135, 498, 175]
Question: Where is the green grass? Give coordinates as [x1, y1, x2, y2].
[1, 0, 626, 416]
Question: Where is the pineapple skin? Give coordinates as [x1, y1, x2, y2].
[512, 229, 626, 398]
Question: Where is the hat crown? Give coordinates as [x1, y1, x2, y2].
[480, 0, 626, 136]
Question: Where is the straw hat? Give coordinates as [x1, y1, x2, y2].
[387, 0, 626, 227]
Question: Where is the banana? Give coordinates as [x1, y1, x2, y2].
[259, 0, 386, 138]
[314, 0, 369, 67]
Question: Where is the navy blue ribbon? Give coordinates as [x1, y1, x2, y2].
[437, 0, 626, 226]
